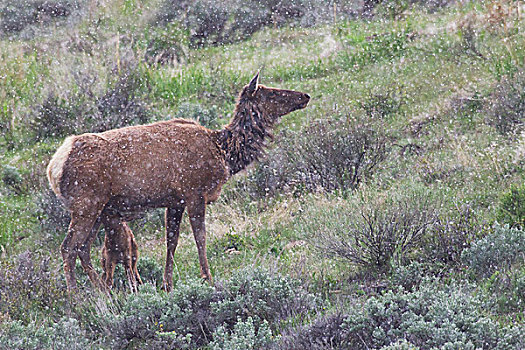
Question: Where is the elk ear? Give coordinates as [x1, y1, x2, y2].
[247, 72, 259, 96]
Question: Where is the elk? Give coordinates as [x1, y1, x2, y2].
[47, 73, 310, 292]
[100, 219, 142, 292]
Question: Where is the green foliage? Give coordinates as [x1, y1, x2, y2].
[35, 189, 70, 243]
[0, 318, 93, 350]
[210, 317, 273, 350]
[462, 225, 525, 278]
[496, 183, 525, 228]
[280, 280, 524, 349]
[424, 203, 483, 266]
[111, 255, 164, 291]
[359, 85, 406, 119]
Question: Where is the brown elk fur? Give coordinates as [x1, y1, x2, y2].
[100, 219, 142, 292]
[47, 73, 310, 292]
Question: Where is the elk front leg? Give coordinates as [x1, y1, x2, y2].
[187, 198, 212, 283]
[163, 206, 185, 292]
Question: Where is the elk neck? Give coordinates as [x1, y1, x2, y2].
[216, 96, 275, 176]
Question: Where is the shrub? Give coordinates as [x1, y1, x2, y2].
[341, 280, 502, 349]
[35, 189, 70, 241]
[99, 268, 315, 348]
[1, 165, 24, 195]
[462, 224, 525, 278]
[0, 318, 93, 350]
[251, 116, 390, 196]
[0, 1, 77, 35]
[278, 313, 348, 350]
[279, 280, 523, 349]
[424, 203, 482, 266]
[304, 186, 438, 271]
[480, 265, 525, 314]
[29, 93, 80, 140]
[496, 183, 525, 228]
[359, 86, 406, 119]
[210, 317, 273, 350]
[110, 255, 164, 291]
[0, 251, 69, 323]
[157, 0, 231, 47]
[172, 102, 221, 129]
[485, 69, 525, 135]
[90, 69, 151, 132]
[212, 267, 316, 329]
[145, 22, 189, 66]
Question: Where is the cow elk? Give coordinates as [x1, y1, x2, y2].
[47, 73, 310, 292]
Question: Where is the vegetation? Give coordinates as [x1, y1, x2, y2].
[1, 0, 524, 348]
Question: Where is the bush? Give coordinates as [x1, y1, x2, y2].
[0, 317, 93, 350]
[172, 102, 221, 129]
[100, 267, 315, 348]
[251, 116, 390, 196]
[29, 64, 150, 140]
[496, 184, 525, 228]
[36, 190, 71, 242]
[0, 1, 77, 35]
[29, 93, 80, 140]
[145, 22, 189, 66]
[480, 265, 525, 314]
[278, 313, 348, 350]
[279, 280, 524, 349]
[210, 317, 273, 350]
[303, 186, 438, 271]
[462, 224, 525, 278]
[1, 165, 24, 195]
[485, 69, 525, 135]
[90, 69, 151, 132]
[110, 255, 164, 291]
[424, 203, 482, 266]
[342, 281, 502, 349]
[0, 251, 69, 323]
[157, 0, 231, 47]
[359, 86, 406, 119]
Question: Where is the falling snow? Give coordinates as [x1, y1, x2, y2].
[0, 0, 524, 349]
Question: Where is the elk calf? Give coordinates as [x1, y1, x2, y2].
[100, 218, 142, 292]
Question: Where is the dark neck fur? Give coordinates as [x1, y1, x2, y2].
[218, 95, 275, 176]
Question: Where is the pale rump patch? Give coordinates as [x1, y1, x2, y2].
[47, 136, 74, 199]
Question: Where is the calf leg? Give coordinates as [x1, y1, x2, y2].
[187, 198, 212, 283]
[163, 206, 185, 292]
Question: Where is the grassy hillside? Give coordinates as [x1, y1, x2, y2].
[1, 0, 524, 349]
